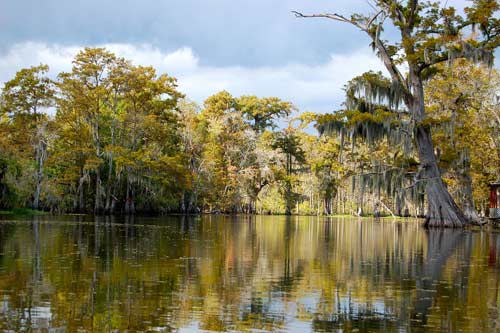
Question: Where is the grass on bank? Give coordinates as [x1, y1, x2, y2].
[0, 208, 48, 216]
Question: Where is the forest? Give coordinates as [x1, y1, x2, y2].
[0, 0, 499, 227]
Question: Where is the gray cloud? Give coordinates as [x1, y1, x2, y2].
[0, 42, 386, 115]
[0, 0, 480, 69]
[1, 0, 379, 67]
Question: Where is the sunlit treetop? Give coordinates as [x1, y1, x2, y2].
[202, 90, 236, 119]
[1, 64, 54, 118]
[201, 91, 294, 132]
[236, 95, 295, 132]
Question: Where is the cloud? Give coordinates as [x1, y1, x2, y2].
[0, 42, 386, 114]
[0, 0, 376, 67]
[0, 0, 483, 69]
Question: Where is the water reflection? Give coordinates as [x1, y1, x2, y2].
[0, 215, 498, 332]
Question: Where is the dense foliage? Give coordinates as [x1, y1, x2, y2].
[0, 45, 499, 217]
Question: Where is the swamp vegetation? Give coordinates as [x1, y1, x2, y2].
[0, 0, 499, 227]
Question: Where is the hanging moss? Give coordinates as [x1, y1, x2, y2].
[316, 71, 411, 152]
[315, 71, 429, 215]
[448, 41, 494, 68]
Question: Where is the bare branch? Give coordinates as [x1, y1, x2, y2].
[372, 37, 410, 99]
[292, 11, 368, 32]
[367, 10, 384, 27]
[293, 9, 411, 101]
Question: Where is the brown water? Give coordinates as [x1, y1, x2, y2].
[0, 215, 498, 332]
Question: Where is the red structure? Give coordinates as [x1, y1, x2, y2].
[490, 182, 500, 219]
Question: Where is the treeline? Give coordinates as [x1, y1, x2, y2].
[0, 48, 499, 216]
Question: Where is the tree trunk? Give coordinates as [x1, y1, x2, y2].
[324, 196, 331, 215]
[33, 162, 43, 210]
[188, 192, 197, 213]
[285, 153, 292, 215]
[358, 170, 365, 217]
[285, 182, 292, 215]
[104, 140, 115, 214]
[124, 173, 135, 215]
[395, 192, 403, 216]
[458, 157, 483, 224]
[32, 128, 47, 210]
[105, 93, 118, 215]
[404, 64, 469, 227]
[181, 191, 187, 214]
[106, 177, 119, 215]
[94, 169, 103, 214]
[342, 189, 346, 215]
[104, 159, 113, 214]
[415, 126, 468, 227]
[93, 117, 103, 214]
[0, 162, 7, 209]
[74, 167, 85, 213]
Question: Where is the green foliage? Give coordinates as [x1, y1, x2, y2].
[1, 39, 499, 219]
[236, 95, 294, 131]
[0, 64, 55, 210]
[425, 59, 500, 211]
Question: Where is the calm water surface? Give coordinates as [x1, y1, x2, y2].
[0, 215, 499, 332]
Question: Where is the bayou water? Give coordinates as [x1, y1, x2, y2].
[0, 215, 498, 332]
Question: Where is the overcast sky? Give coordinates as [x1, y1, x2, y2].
[0, 0, 485, 114]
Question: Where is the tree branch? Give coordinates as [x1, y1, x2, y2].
[419, 41, 494, 71]
[367, 9, 385, 27]
[292, 11, 368, 32]
[408, 0, 418, 29]
[379, 0, 406, 25]
[372, 37, 409, 95]
[293, 10, 411, 101]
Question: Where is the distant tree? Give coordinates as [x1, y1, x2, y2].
[58, 48, 117, 213]
[272, 128, 306, 215]
[1, 64, 55, 209]
[236, 96, 294, 132]
[56, 48, 185, 214]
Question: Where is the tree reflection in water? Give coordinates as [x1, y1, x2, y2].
[0, 215, 498, 332]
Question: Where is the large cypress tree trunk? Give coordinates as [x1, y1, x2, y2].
[414, 126, 468, 227]
[409, 67, 468, 228]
